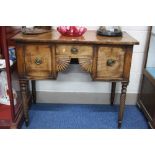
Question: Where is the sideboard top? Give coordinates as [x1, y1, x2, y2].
[12, 30, 139, 45]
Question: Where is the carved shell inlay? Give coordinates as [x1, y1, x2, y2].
[79, 56, 93, 73]
[56, 55, 71, 72]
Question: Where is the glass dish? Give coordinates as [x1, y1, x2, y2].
[57, 26, 87, 37]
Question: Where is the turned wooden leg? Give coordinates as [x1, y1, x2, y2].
[118, 82, 128, 128]
[111, 82, 116, 105]
[31, 80, 36, 104]
[19, 80, 29, 127]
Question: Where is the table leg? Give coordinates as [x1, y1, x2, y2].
[31, 80, 36, 104]
[118, 82, 128, 128]
[19, 79, 29, 127]
[111, 82, 116, 105]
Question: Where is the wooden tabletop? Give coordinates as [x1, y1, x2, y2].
[12, 30, 139, 45]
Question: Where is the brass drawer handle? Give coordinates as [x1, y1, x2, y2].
[107, 59, 116, 66]
[34, 57, 42, 65]
[71, 47, 78, 54]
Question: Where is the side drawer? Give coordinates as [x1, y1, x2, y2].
[96, 46, 125, 79]
[16, 44, 54, 79]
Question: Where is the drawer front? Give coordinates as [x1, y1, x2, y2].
[56, 44, 93, 58]
[96, 46, 125, 79]
[24, 45, 53, 78]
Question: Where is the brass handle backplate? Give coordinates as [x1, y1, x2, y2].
[34, 57, 42, 65]
[107, 59, 116, 66]
[71, 47, 78, 54]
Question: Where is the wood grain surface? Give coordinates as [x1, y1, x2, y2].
[12, 30, 139, 45]
[97, 46, 125, 78]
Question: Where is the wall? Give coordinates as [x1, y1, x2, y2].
[12, 26, 151, 105]
[146, 27, 155, 67]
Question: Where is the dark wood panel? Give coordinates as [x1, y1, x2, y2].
[0, 27, 23, 129]
[144, 69, 155, 86]
[139, 75, 155, 128]
[0, 26, 21, 57]
[138, 27, 155, 129]
[5, 26, 21, 39]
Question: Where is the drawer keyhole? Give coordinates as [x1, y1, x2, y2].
[71, 47, 78, 54]
[34, 57, 42, 65]
[107, 59, 116, 66]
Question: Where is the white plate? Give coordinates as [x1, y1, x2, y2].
[0, 59, 13, 69]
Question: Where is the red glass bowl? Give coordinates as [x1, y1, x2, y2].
[57, 26, 87, 37]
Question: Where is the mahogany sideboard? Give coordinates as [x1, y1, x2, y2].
[12, 30, 139, 128]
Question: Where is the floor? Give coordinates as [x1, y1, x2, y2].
[22, 103, 149, 129]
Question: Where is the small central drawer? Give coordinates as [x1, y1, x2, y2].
[56, 44, 93, 58]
